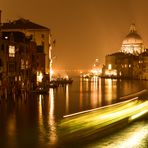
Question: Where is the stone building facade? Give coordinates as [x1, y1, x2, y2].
[2, 18, 50, 74]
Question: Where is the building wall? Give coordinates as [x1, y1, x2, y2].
[2, 28, 50, 74]
[103, 53, 140, 79]
[140, 56, 148, 80]
[0, 40, 8, 87]
[0, 32, 42, 94]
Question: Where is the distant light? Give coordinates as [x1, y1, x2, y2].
[5, 36, 8, 39]
[65, 75, 69, 79]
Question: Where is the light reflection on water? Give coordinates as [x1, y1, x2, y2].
[38, 89, 57, 146]
[0, 77, 148, 147]
[48, 89, 57, 144]
[86, 120, 148, 148]
[90, 76, 98, 108]
[65, 84, 69, 114]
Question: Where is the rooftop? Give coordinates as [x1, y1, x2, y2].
[2, 18, 49, 30]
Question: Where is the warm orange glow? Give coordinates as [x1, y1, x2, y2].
[37, 71, 43, 82]
[9, 45, 15, 57]
[50, 69, 54, 78]
[108, 64, 112, 70]
[105, 69, 117, 76]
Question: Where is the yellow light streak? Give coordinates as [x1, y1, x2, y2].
[63, 97, 138, 118]
[60, 98, 148, 141]
[129, 110, 148, 121]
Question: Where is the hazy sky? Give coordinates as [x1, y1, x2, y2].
[1, 0, 148, 70]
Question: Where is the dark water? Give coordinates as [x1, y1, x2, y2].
[0, 77, 148, 148]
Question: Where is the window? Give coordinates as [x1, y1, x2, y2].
[0, 59, 2, 66]
[26, 60, 29, 68]
[8, 63, 15, 72]
[41, 34, 44, 38]
[37, 45, 44, 53]
[21, 59, 29, 69]
[21, 59, 25, 69]
[9, 45, 15, 57]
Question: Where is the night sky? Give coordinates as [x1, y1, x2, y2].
[1, 0, 148, 71]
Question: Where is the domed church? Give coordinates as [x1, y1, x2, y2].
[102, 23, 148, 80]
[121, 23, 144, 55]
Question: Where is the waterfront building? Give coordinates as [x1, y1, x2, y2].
[102, 52, 139, 79]
[2, 18, 50, 74]
[103, 24, 146, 79]
[139, 49, 148, 80]
[0, 31, 39, 95]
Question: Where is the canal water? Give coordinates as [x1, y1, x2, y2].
[0, 77, 148, 147]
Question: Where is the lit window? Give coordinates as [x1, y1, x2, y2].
[15, 76, 17, 81]
[9, 45, 15, 57]
[26, 60, 29, 68]
[37, 71, 43, 83]
[108, 64, 112, 70]
[21, 59, 25, 69]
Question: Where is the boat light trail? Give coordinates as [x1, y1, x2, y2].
[59, 97, 148, 142]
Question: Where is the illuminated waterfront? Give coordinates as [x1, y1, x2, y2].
[0, 77, 148, 147]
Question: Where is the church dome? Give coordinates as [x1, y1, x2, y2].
[122, 29, 143, 45]
[121, 24, 144, 55]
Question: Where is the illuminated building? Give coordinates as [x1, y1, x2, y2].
[2, 18, 50, 74]
[121, 23, 145, 55]
[102, 52, 139, 79]
[102, 24, 146, 79]
[90, 59, 102, 76]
